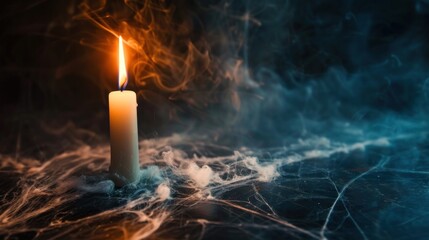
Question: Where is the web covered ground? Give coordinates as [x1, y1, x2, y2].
[1, 126, 428, 240]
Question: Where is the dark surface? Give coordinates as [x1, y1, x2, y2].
[1, 135, 428, 239]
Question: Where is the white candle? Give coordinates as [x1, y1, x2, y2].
[109, 36, 140, 186]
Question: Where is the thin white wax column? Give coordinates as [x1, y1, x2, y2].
[109, 90, 140, 186]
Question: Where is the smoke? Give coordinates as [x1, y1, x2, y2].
[75, 0, 429, 142]
[2, 0, 427, 143]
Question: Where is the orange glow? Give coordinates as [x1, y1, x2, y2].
[118, 36, 127, 91]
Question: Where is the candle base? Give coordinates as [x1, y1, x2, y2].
[109, 171, 141, 187]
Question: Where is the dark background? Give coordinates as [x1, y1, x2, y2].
[1, 0, 429, 156]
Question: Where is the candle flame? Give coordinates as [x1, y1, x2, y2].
[118, 36, 127, 91]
